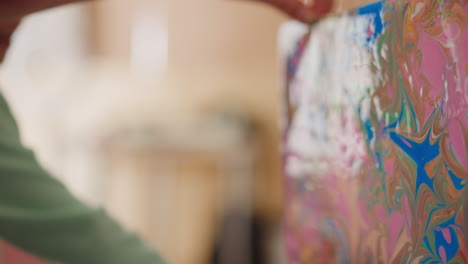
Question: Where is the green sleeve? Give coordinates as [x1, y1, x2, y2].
[0, 92, 167, 264]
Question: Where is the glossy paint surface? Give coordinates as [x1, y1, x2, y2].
[282, 1, 468, 263]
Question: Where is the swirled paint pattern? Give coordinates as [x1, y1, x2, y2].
[282, 0, 468, 263]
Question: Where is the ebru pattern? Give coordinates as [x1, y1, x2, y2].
[283, 1, 468, 263]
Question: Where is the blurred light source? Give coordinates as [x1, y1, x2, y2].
[130, 9, 168, 81]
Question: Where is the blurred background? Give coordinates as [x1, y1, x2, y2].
[0, 1, 286, 263]
[0, 0, 373, 263]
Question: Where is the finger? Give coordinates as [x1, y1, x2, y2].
[238, 0, 333, 24]
[272, 0, 319, 23]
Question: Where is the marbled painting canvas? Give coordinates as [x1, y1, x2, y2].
[282, 0, 468, 263]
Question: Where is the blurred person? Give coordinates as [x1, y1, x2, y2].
[0, 0, 332, 263]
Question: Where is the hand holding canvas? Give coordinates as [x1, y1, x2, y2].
[251, 0, 333, 23]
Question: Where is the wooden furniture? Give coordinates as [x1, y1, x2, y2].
[100, 116, 258, 264]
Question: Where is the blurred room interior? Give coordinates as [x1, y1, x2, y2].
[0, 0, 375, 263]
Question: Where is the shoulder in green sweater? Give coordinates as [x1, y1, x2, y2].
[0, 91, 167, 264]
